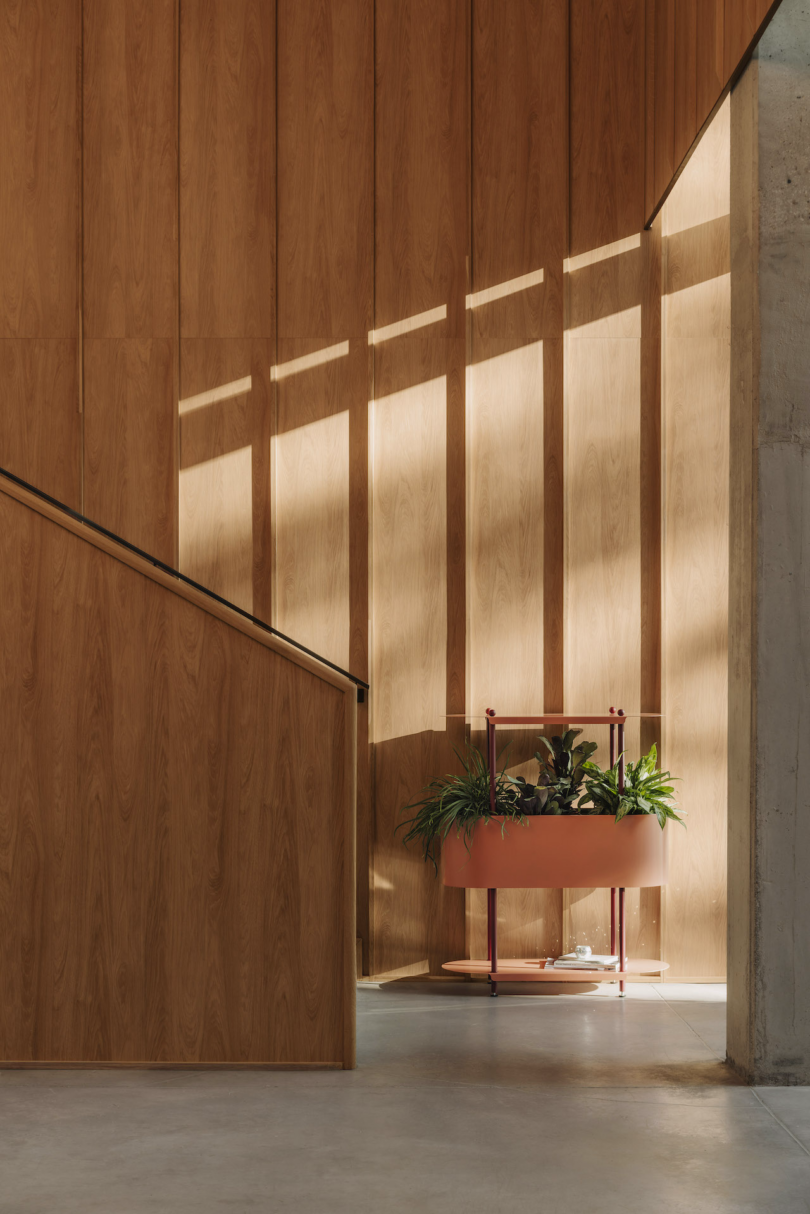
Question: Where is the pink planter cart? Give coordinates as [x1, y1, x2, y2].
[442, 708, 670, 995]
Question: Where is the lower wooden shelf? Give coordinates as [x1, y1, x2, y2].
[442, 958, 669, 982]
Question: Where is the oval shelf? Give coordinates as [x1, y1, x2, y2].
[441, 958, 669, 982]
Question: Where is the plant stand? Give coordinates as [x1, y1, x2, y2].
[441, 708, 670, 996]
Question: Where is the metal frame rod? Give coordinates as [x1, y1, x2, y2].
[489, 888, 498, 996]
[619, 887, 627, 996]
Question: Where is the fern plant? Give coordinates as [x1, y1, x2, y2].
[399, 743, 523, 871]
[509, 730, 598, 815]
[579, 744, 684, 829]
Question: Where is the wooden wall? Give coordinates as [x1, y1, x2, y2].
[0, 474, 356, 1066]
[0, 1, 767, 988]
[660, 99, 731, 981]
[645, 0, 777, 221]
[0, 0, 81, 508]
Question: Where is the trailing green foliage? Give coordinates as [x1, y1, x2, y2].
[509, 730, 598, 815]
[579, 744, 684, 829]
[398, 743, 523, 871]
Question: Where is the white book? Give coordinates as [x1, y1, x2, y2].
[553, 953, 620, 970]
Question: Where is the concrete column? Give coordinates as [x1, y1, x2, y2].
[728, 0, 810, 1085]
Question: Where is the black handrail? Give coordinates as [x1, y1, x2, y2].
[0, 464, 369, 693]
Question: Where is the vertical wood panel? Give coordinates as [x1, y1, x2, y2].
[179, 0, 275, 617]
[696, 0, 725, 129]
[647, 0, 776, 223]
[371, 0, 467, 977]
[565, 244, 643, 956]
[178, 341, 274, 615]
[275, 349, 355, 668]
[570, 0, 645, 257]
[83, 0, 178, 561]
[652, 0, 676, 211]
[83, 338, 176, 557]
[276, 0, 372, 960]
[180, 0, 274, 342]
[0, 0, 80, 504]
[661, 99, 730, 980]
[674, 0, 697, 169]
[276, 0, 372, 666]
[724, 0, 775, 81]
[0, 484, 353, 1064]
[468, 0, 567, 963]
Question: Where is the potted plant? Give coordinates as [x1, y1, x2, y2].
[398, 743, 523, 873]
[402, 732, 681, 890]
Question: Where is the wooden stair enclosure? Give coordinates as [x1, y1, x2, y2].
[0, 472, 358, 1068]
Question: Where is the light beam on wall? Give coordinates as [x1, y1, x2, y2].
[368, 305, 447, 345]
[466, 267, 544, 309]
[179, 375, 252, 415]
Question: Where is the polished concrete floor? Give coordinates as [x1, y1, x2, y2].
[2, 980, 810, 1212]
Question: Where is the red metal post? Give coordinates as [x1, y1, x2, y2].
[609, 706, 616, 768]
[486, 708, 497, 815]
[626, 883, 631, 995]
[610, 887, 617, 955]
[490, 888, 498, 996]
[617, 709, 625, 793]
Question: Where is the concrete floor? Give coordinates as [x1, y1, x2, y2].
[2, 981, 810, 1212]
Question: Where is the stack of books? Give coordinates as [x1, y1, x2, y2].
[552, 953, 620, 971]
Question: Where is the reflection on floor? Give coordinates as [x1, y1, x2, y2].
[2, 980, 810, 1213]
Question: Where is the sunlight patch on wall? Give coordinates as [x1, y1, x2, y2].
[659, 90, 730, 979]
[272, 341, 350, 381]
[565, 233, 641, 274]
[179, 445, 253, 613]
[274, 411, 350, 670]
[179, 376, 252, 416]
[664, 96, 730, 237]
[468, 341, 544, 714]
[368, 305, 447, 345]
[466, 268, 544, 310]
[371, 376, 447, 744]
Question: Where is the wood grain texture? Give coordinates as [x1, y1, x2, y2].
[178, 1, 275, 617]
[565, 241, 643, 957]
[640, 219, 662, 765]
[83, 338, 176, 561]
[651, 0, 676, 213]
[468, 0, 567, 961]
[570, 0, 645, 256]
[697, 0, 725, 128]
[179, 340, 273, 618]
[647, 0, 778, 222]
[724, 0, 775, 80]
[275, 342, 354, 669]
[0, 0, 80, 340]
[375, 0, 467, 334]
[180, 0, 274, 340]
[0, 341, 80, 507]
[661, 99, 730, 980]
[370, 0, 467, 976]
[674, 0, 697, 169]
[0, 479, 355, 1066]
[275, 0, 372, 953]
[0, 0, 80, 503]
[83, 0, 177, 339]
[83, 0, 178, 560]
[277, 0, 372, 341]
[726, 59, 756, 1060]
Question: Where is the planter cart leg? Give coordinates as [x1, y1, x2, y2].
[488, 887, 498, 996]
[616, 709, 627, 997]
[619, 887, 626, 997]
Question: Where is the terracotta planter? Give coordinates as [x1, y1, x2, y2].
[442, 814, 668, 889]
